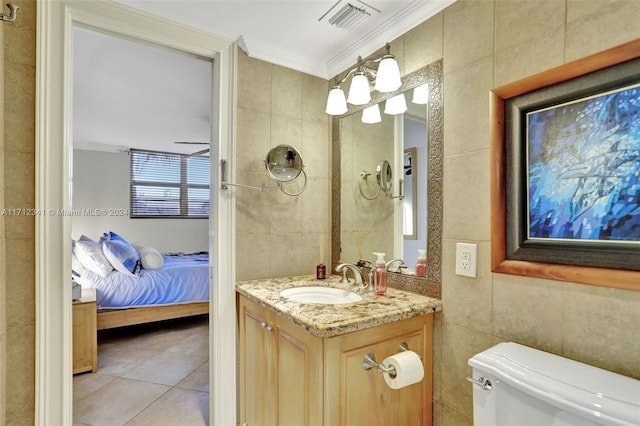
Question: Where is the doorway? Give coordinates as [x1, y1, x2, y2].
[71, 26, 212, 424]
[35, 2, 236, 424]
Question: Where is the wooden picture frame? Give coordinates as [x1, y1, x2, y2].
[491, 39, 640, 291]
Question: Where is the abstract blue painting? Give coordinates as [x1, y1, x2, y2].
[526, 83, 640, 243]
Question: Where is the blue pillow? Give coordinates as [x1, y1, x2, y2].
[100, 231, 128, 244]
[102, 239, 141, 277]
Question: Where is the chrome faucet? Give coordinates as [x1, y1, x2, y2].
[335, 263, 366, 288]
[385, 258, 406, 272]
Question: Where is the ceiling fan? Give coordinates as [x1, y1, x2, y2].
[174, 141, 209, 156]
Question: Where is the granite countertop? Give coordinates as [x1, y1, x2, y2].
[236, 274, 442, 338]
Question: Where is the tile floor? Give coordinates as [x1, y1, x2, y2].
[73, 315, 209, 426]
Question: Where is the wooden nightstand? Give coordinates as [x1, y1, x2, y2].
[73, 288, 97, 374]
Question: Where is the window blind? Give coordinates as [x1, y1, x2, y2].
[130, 149, 210, 218]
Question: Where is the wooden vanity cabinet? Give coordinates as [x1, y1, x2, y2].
[238, 294, 434, 426]
[324, 314, 433, 425]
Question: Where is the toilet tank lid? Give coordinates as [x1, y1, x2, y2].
[468, 342, 640, 426]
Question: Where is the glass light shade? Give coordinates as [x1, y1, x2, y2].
[347, 73, 371, 105]
[412, 83, 429, 104]
[374, 56, 402, 92]
[384, 93, 407, 115]
[361, 104, 381, 124]
[325, 86, 348, 115]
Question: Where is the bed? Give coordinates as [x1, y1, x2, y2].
[73, 235, 210, 330]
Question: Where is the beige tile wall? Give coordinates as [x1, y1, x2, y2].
[1, 0, 37, 423]
[235, 50, 332, 281]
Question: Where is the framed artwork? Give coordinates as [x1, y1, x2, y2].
[491, 39, 640, 291]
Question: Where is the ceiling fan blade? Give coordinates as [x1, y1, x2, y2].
[188, 148, 210, 157]
[174, 141, 209, 145]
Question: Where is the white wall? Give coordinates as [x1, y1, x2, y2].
[72, 148, 208, 252]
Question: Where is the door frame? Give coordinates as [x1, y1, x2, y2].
[34, 1, 237, 424]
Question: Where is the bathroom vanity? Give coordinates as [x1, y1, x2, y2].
[237, 275, 442, 426]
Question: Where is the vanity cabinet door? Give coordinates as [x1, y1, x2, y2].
[239, 296, 277, 426]
[276, 314, 323, 425]
[324, 315, 434, 426]
[239, 295, 324, 426]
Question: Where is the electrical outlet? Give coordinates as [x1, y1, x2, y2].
[455, 243, 477, 278]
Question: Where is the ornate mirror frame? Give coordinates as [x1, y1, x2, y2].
[331, 58, 443, 297]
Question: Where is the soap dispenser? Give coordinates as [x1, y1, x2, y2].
[373, 252, 387, 296]
[416, 249, 427, 278]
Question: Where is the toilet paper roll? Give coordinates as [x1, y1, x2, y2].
[382, 351, 424, 389]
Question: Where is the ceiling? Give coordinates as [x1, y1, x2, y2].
[73, 0, 455, 154]
[118, 0, 456, 79]
[73, 27, 213, 154]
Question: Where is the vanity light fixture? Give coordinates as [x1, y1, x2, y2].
[347, 72, 371, 105]
[325, 42, 402, 115]
[326, 86, 349, 115]
[361, 104, 381, 124]
[374, 53, 402, 93]
[412, 83, 429, 104]
[384, 93, 407, 115]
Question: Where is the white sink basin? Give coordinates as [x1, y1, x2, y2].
[280, 286, 362, 305]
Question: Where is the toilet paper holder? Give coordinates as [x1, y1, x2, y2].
[362, 342, 418, 377]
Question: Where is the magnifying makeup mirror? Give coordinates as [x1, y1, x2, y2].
[376, 160, 393, 193]
[358, 159, 393, 200]
[221, 144, 307, 196]
[264, 144, 307, 195]
[265, 145, 303, 182]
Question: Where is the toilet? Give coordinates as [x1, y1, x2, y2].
[468, 342, 640, 426]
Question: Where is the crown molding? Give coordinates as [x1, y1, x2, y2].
[245, 36, 331, 79]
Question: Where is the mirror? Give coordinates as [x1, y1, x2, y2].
[376, 160, 393, 193]
[265, 144, 304, 182]
[332, 59, 443, 295]
[403, 147, 417, 240]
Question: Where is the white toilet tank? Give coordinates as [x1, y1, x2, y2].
[468, 342, 640, 426]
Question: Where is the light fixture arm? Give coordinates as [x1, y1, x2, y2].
[333, 42, 393, 86]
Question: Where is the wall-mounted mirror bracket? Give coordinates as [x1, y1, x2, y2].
[390, 178, 404, 200]
[358, 171, 381, 200]
[220, 159, 270, 192]
[1, 3, 19, 22]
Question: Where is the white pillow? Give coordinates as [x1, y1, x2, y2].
[138, 246, 164, 270]
[102, 239, 141, 277]
[71, 252, 86, 280]
[74, 236, 113, 277]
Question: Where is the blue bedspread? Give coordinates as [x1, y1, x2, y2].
[78, 253, 209, 309]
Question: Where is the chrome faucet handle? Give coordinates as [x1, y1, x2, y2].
[385, 258, 406, 271]
[367, 269, 375, 292]
[339, 268, 350, 284]
[335, 263, 365, 286]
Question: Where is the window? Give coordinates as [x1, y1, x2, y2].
[130, 149, 209, 218]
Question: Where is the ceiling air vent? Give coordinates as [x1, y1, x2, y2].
[319, 1, 379, 31]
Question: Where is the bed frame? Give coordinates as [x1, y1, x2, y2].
[96, 301, 209, 330]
